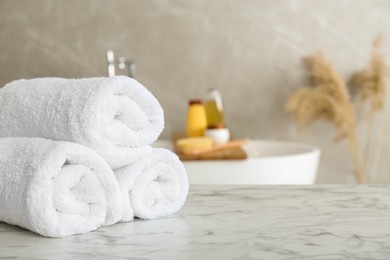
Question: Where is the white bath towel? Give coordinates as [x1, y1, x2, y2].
[115, 148, 189, 221]
[0, 76, 164, 169]
[0, 138, 122, 238]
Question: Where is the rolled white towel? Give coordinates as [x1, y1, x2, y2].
[0, 76, 164, 169]
[115, 148, 189, 221]
[0, 138, 122, 238]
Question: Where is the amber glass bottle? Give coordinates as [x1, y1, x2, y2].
[186, 100, 207, 137]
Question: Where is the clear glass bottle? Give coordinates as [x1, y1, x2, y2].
[204, 88, 225, 127]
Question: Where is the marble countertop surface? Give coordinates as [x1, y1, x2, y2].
[1, 185, 390, 259]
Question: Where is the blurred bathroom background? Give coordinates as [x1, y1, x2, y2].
[0, 0, 389, 183]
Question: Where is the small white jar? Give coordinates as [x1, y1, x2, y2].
[205, 127, 230, 145]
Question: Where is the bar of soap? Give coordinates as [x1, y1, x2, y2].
[176, 137, 214, 154]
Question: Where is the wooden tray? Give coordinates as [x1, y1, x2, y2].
[172, 132, 248, 161]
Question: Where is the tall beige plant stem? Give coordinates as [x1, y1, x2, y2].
[363, 115, 373, 167]
[371, 112, 385, 184]
[347, 135, 366, 184]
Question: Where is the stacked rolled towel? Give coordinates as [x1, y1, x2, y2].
[0, 138, 122, 238]
[0, 76, 188, 236]
[115, 148, 189, 222]
[0, 76, 164, 169]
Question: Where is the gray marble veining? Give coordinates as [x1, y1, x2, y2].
[1, 185, 390, 259]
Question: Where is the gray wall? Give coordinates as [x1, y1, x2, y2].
[1, 0, 389, 183]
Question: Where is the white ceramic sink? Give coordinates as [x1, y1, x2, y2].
[153, 140, 320, 185]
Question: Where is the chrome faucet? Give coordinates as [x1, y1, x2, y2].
[106, 50, 136, 78]
[107, 50, 116, 77]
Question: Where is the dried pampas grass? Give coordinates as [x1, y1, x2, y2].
[286, 51, 366, 183]
[352, 35, 388, 117]
[287, 35, 389, 184]
[351, 35, 389, 183]
[286, 52, 356, 141]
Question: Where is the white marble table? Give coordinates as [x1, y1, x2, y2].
[1, 186, 390, 259]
